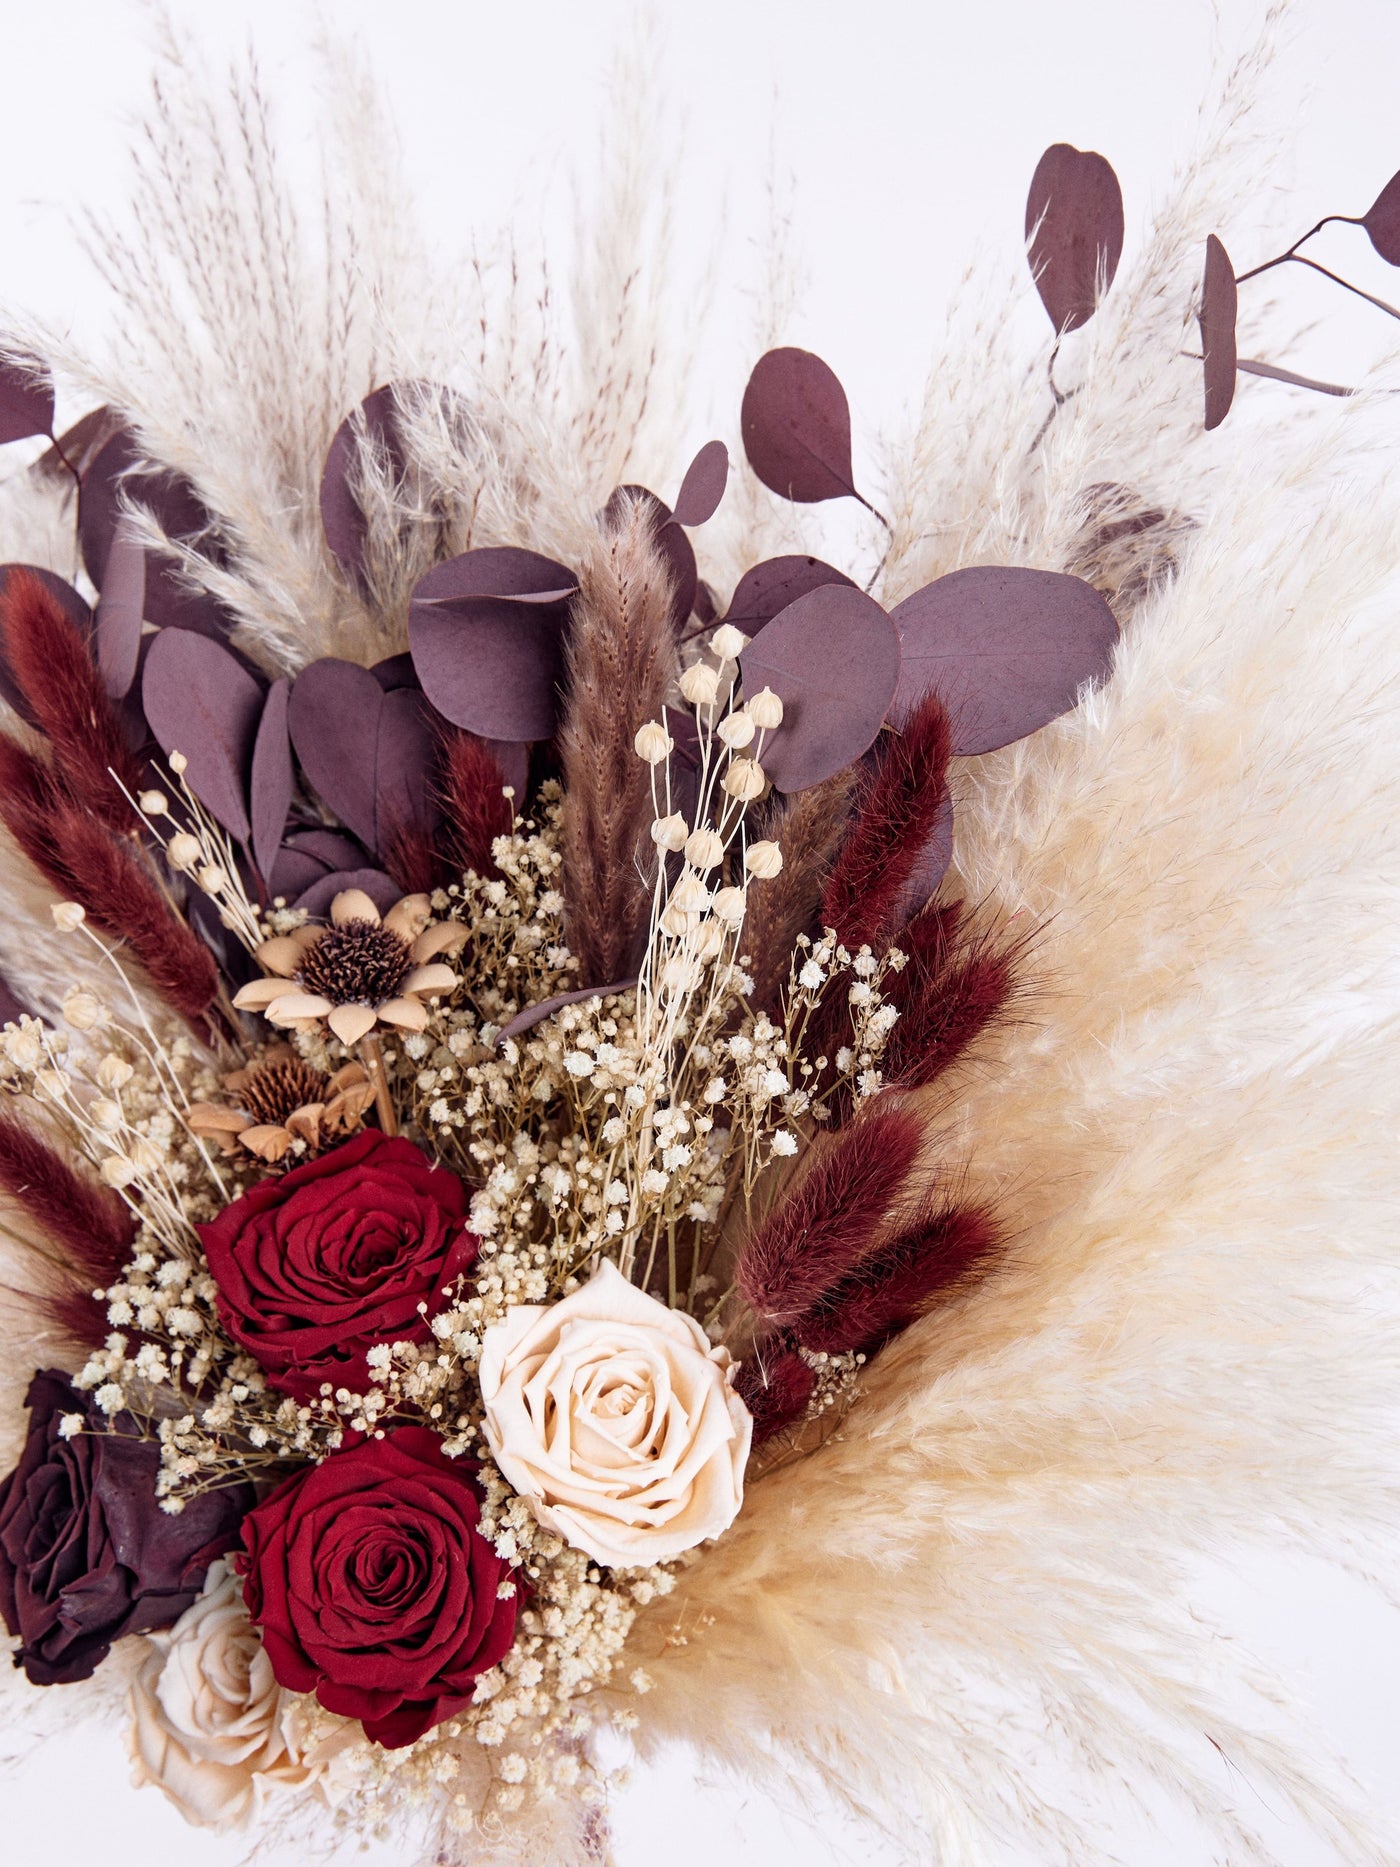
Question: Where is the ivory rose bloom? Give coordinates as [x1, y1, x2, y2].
[130, 1562, 354, 1832]
[479, 1260, 752, 1566]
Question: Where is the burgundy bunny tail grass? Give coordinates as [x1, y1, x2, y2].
[0, 1114, 134, 1347]
[820, 693, 953, 951]
[743, 770, 856, 1013]
[0, 568, 141, 833]
[794, 1199, 1000, 1357]
[46, 805, 220, 1025]
[735, 1334, 817, 1449]
[0, 734, 78, 895]
[440, 731, 512, 878]
[381, 818, 445, 898]
[735, 1098, 926, 1324]
[884, 905, 1026, 1092]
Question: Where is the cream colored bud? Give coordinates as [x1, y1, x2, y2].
[747, 686, 784, 729]
[684, 828, 724, 870]
[745, 840, 784, 880]
[129, 1136, 163, 1173]
[670, 873, 711, 913]
[716, 711, 756, 750]
[695, 918, 727, 960]
[678, 663, 720, 707]
[96, 1055, 134, 1091]
[197, 865, 228, 895]
[90, 1098, 124, 1132]
[51, 902, 86, 933]
[168, 751, 188, 775]
[660, 954, 701, 996]
[35, 1069, 70, 1101]
[634, 722, 674, 765]
[99, 1154, 139, 1189]
[709, 623, 747, 662]
[166, 833, 202, 872]
[711, 885, 747, 926]
[62, 989, 105, 1032]
[660, 904, 700, 938]
[721, 758, 765, 802]
[4, 1027, 43, 1072]
[138, 790, 169, 816]
[650, 813, 689, 852]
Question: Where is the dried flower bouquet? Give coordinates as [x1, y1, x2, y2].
[2, 22, 1400, 1867]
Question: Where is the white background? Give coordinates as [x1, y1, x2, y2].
[3, 2, 1400, 1862]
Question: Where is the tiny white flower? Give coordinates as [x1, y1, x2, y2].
[563, 1051, 596, 1078]
[703, 1075, 727, 1103]
[771, 1130, 799, 1157]
[761, 1067, 791, 1098]
[799, 959, 825, 990]
[641, 1168, 669, 1196]
[57, 1413, 85, 1440]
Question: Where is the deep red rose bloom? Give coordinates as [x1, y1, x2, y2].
[238, 1427, 517, 1746]
[199, 1130, 476, 1399]
[0, 1370, 249, 1685]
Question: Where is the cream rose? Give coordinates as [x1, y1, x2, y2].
[479, 1259, 752, 1566]
[129, 1561, 356, 1832]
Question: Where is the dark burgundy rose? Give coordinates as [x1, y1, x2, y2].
[199, 1130, 476, 1400]
[238, 1427, 518, 1746]
[0, 1370, 250, 1686]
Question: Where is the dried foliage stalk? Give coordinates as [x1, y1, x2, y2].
[742, 769, 856, 1011]
[558, 498, 678, 982]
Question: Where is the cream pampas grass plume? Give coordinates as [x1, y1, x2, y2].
[1, 11, 1399, 1867]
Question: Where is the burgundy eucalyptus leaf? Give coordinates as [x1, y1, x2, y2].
[1362, 168, 1400, 265]
[1200, 234, 1238, 432]
[295, 868, 402, 921]
[370, 652, 420, 691]
[694, 581, 718, 625]
[33, 405, 123, 483]
[670, 440, 729, 527]
[889, 565, 1118, 756]
[269, 830, 370, 902]
[319, 384, 409, 583]
[94, 517, 145, 700]
[739, 585, 901, 793]
[894, 789, 954, 927]
[1025, 144, 1125, 335]
[249, 679, 293, 883]
[409, 547, 578, 743]
[376, 686, 440, 844]
[287, 659, 385, 854]
[80, 431, 231, 638]
[740, 347, 860, 505]
[0, 567, 93, 724]
[723, 554, 857, 631]
[602, 486, 697, 627]
[142, 629, 265, 842]
[496, 977, 640, 1045]
[0, 353, 55, 445]
[663, 704, 703, 770]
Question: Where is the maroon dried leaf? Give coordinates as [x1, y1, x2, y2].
[1200, 234, 1238, 432]
[80, 431, 229, 638]
[740, 585, 901, 793]
[0, 353, 55, 445]
[295, 868, 402, 920]
[1025, 144, 1125, 335]
[670, 440, 729, 527]
[496, 976, 640, 1044]
[740, 348, 860, 505]
[249, 679, 293, 882]
[370, 651, 419, 690]
[94, 516, 145, 700]
[142, 630, 264, 842]
[1363, 168, 1400, 265]
[269, 829, 369, 902]
[0, 567, 92, 724]
[409, 547, 578, 743]
[319, 384, 409, 583]
[890, 566, 1118, 757]
[723, 554, 857, 631]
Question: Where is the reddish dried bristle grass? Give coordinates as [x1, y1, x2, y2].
[440, 730, 513, 879]
[0, 1114, 135, 1347]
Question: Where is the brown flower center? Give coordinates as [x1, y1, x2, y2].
[238, 1059, 332, 1127]
[298, 918, 413, 1008]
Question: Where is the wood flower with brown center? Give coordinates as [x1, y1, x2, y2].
[231, 891, 462, 1045]
[187, 1047, 377, 1164]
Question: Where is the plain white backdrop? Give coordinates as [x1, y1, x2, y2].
[3, 2, 1400, 1862]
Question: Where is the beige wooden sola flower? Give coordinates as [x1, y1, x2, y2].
[187, 1046, 376, 1164]
[233, 891, 462, 1044]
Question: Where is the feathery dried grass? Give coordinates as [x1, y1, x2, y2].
[742, 769, 856, 1011]
[558, 496, 679, 983]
